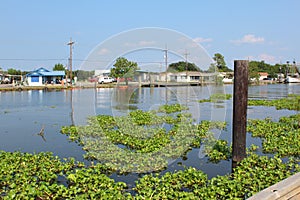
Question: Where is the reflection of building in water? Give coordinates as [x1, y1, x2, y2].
[96, 88, 113, 109]
[95, 87, 140, 116]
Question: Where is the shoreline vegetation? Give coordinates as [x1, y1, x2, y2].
[0, 82, 114, 91]
[0, 79, 285, 92]
[1, 93, 299, 198]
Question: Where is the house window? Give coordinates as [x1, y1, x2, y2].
[190, 76, 200, 80]
[31, 76, 39, 82]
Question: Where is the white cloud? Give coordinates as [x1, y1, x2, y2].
[193, 37, 213, 43]
[97, 48, 110, 55]
[231, 34, 265, 44]
[245, 54, 277, 64]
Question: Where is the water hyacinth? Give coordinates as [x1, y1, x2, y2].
[61, 104, 226, 173]
[248, 94, 300, 111]
[198, 93, 232, 103]
[2, 99, 300, 199]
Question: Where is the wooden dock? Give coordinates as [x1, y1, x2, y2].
[248, 172, 300, 200]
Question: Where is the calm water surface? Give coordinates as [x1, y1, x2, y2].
[0, 84, 299, 180]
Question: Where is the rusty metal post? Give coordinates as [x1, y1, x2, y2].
[232, 60, 248, 169]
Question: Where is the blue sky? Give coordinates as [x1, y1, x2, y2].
[0, 0, 299, 71]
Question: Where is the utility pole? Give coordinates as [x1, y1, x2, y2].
[67, 38, 75, 84]
[184, 50, 190, 82]
[163, 46, 168, 82]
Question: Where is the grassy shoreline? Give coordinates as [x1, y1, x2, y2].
[0, 82, 115, 91]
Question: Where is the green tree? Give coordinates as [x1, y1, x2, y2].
[168, 61, 201, 72]
[249, 61, 282, 80]
[206, 63, 217, 73]
[213, 53, 232, 72]
[75, 70, 95, 81]
[7, 68, 22, 75]
[53, 63, 66, 71]
[111, 57, 139, 85]
[249, 61, 260, 81]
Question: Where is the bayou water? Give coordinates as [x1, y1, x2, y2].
[0, 84, 299, 182]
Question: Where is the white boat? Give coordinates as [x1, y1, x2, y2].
[285, 62, 300, 83]
[285, 76, 300, 83]
[222, 77, 234, 84]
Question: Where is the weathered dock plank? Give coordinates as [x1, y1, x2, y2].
[248, 172, 300, 200]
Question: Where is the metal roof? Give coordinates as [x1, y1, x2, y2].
[40, 71, 65, 76]
[26, 68, 65, 77]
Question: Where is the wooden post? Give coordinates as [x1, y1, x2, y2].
[232, 60, 248, 169]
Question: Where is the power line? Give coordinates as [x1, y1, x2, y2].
[0, 58, 172, 64]
[0, 58, 67, 61]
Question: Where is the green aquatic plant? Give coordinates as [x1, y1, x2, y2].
[158, 103, 188, 113]
[61, 125, 81, 143]
[133, 153, 300, 199]
[1, 144, 299, 199]
[196, 153, 300, 199]
[247, 114, 300, 157]
[198, 93, 232, 103]
[61, 104, 226, 173]
[248, 94, 300, 110]
[248, 144, 260, 152]
[3, 104, 300, 199]
[79, 114, 198, 173]
[207, 139, 232, 163]
[134, 167, 207, 199]
[0, 151, 129, 199]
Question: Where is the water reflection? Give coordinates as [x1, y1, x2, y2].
[0, 84, 299, 179]
[112, 87, 139, 112]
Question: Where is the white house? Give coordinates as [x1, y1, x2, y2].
[160, 71, 218, 83]
[95, 70, 110, 77]
[258, 72, 269, 81]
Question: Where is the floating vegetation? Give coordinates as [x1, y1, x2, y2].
[198, 93, 232, 103]
[3, 98, 300, 198]
[134, 167, 208, 199]
[158, 103, 188, 113]
[0, 151, 129, 199]
[197, 153, 300, 199]
[133, 153, 300, 199]
[206, 139, 232, 163]
[248, 114, 300, 157]
[1, 150, 299, 199]
[61, 104, 226, 173]
[248, 94, 300, 111]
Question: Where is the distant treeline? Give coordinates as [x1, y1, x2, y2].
[1, 58, 296, 81]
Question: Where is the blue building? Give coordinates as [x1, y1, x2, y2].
[25, 67, 65, 86]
